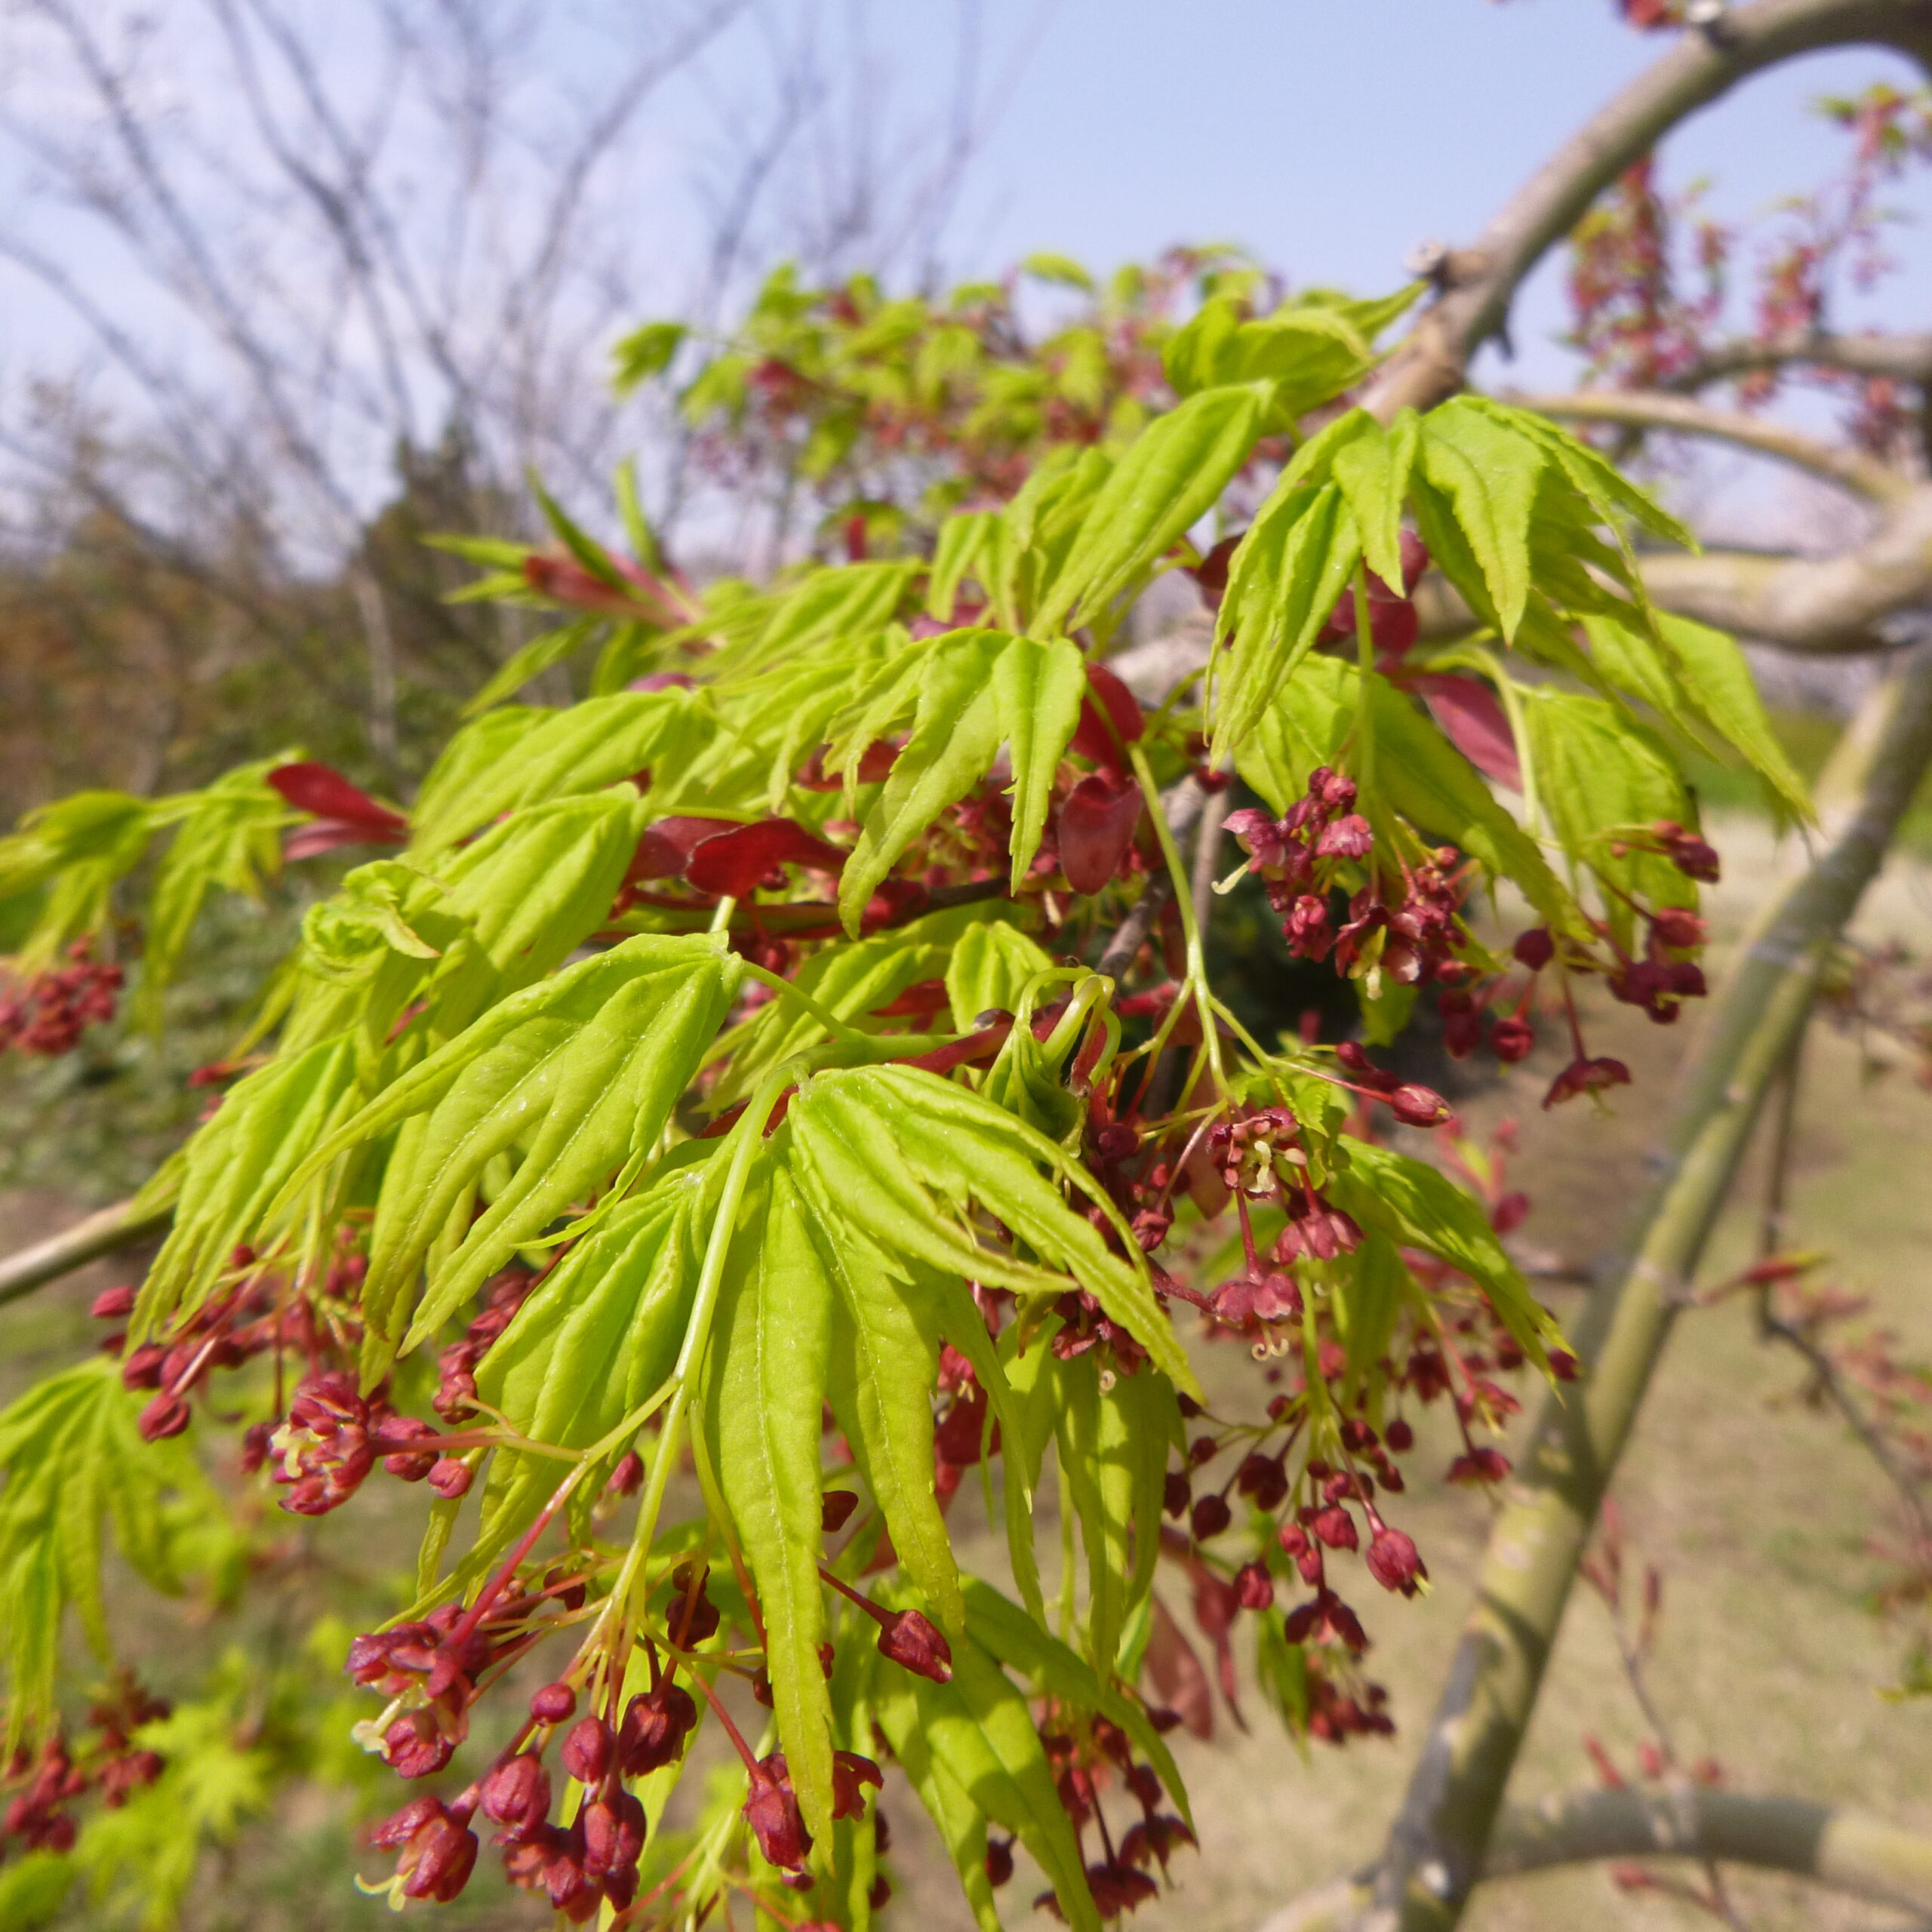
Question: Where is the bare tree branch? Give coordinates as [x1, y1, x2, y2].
[1265, 1791, 1932, 1931]
[1364, 0, 1932, 420]
[1666, 328, 1932, 392]
[1509, 388, 1913, 503]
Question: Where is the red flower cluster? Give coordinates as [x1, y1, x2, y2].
[0, 942, 122, 1057]
[432, 1268, 537, 1420]
[0, 1676, 169, 1856]
[1032, 1718, 1192, 1921]
[1229, 768, 1468, 989]
[270, 1371, 459, 1516]
[103, 1257, 308, 1442]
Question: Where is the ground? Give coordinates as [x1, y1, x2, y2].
[3, 816, 1930, 1932]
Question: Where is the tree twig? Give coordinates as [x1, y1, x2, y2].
[0, 1198, 171, 1308]
[1509, 389, 1912, 504]
[1264, 1789, 1932, 1931]
[1362, 0, 1932, 421]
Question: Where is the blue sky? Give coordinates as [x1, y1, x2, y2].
[2, 0, 1927, 545]
[915, 0, 1932, 387]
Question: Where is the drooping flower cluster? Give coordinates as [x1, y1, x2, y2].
[0, 941, 123, 1057]
[1030, 1715, 1195, 1921]
[0, 1674, 169, 1855]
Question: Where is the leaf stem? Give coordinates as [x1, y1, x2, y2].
[592, 1066, 789, 1657]
[1130, 743, 1226, 1097]
[1352, 566, 1378, 799]
[737, 960, 878, 1045]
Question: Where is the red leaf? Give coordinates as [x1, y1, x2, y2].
[683, 820, 848, 897]
[268, 763, 408, 838]
[1144, 1598, 1214, 1741]
[1058, 773, 1143, 894]
[794, 740, 900, 792]
[870, 978, 951, 1018]
[1069, 663, 1145, 771]
[1414, 673, 1522, 792]
[285, 821, 405, 860]
[626, 817, 741, 884]
[523, 553, 681, 626]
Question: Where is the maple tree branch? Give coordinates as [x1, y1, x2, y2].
[1665, 327, 1932, 391]
[1266, 1792, 1932, 1930]
[1509, 388, 1912, 503]
[1364, 0, 1932, 419]
[1327, 637, 1932, 1932]
[0, 1197, 171, 1307]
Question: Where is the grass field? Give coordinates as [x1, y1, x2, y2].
[3, 814, 1930, 1931]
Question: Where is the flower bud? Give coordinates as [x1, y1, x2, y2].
[1365, 1526, 1426, 1595]
[368, 1795, 445, 1850]
[1649, 906, 1706, 949]
[743, 1752, 812, 1870]
[1189, 1494, 1231, 1540]
[137, 1395, 192, 1441]
[820, 1488, 859, 1532]
[1313, 814, 1373, 860]
[428, 1456, 473, 1499]
[480, 1752, 551, 1836]
[384, 1710, 454, 1780]
[1389, 1083, 1450, 1128]
[398, 1812, 478, 1903]
[119, 1344, 166, 1392]
[1384, 1417, 1414, 1452]
[580, 1790, 646, 1878]
[90, 1286, 136, 1321]
[618, 1681, 698, 1776]
[379, 1417, 439, 1481]
[603, 1449, 644, 1497]
[1312, 1505, 1358, 1551]
[561, 1716, 613, 1787]
[1512, 928, 1554, 971]
[1481, 1014, 1531, 1066]
[1234, 1562, 1275, 1611]
[530, 1681, 577, 1726]
[986, 1838, 1015, 1887]
[1162, 1470, 1191, 1518]
[878, 1608, 952, 1683]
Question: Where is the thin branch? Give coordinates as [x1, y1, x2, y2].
[1509, 388, 1912, 503]
[1363, 0, 1932, 419]
[1264, 1790, 1932, 1931]
[1666, 328, 1932, 393]
[0, 1198, 171, 1307]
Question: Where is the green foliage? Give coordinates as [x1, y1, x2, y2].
[0, 248, 1815, 1932]
[0, 1361, 226, 1754]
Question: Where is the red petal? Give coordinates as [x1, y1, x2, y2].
[683, 820, 848, 897]
[1414, 674, 1522, 792]
[268, 763, 408, 835]
[1059, 774, 1143, 894]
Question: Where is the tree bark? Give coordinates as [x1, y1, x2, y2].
[1508, 389, 1912, 503]
[1339, 638, 1932, 1932]
[0, 1198, 170, 1307]
[1266, 1789, 1932, 1930]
